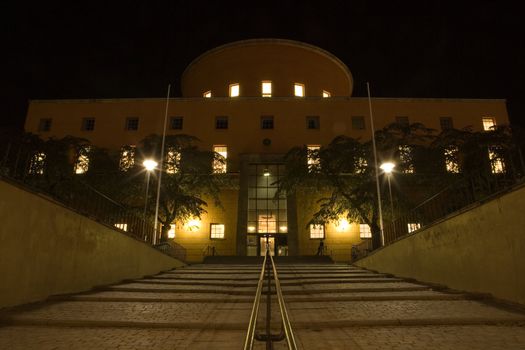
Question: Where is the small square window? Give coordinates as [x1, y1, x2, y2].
[81, 117, 95, 131]
[294, 83, 305, 97]
[309, 224, 325, 239]
[229, 83, 240, 97]
[352, 116, 365, 130]
[440, 117, 453, 131]
[306, 116, 320, 130]
[203, 91, 212, 98]
[359, 224, 372, 238]
[261, 116, 274, 129]
[408, 222, 421, 233]
[125, 117, 139, 131]
[322, 90, 331, 98]
[38, 118, 52, 132]
[170, 116, 183, 130]
[482, 117, 496, 131]
[396, 116, 409, 127]
[215, 116, 229, 129]
[210, 223, 225, 239]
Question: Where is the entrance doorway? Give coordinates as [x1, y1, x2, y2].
[259, 237, 275, 256]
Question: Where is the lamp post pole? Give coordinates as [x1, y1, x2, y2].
[143, 159, 158, 242]
[380, 162, 396, 240]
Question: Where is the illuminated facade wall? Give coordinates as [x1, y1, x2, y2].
[24, 39, 510, 262]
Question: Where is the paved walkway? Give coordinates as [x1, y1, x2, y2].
[1, 263, 524, 349]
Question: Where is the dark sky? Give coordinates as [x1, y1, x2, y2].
[3, 1, 524, 129]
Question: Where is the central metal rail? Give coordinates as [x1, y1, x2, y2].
[243, 242, 298, 350]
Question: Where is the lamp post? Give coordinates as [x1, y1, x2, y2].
[142, 159, 158, 241]
[380, 162, 396, 237]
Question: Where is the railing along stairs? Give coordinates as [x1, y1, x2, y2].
[244, 238, 297, 350]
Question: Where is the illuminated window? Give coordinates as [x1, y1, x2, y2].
[74, 146, 91, 174]
[166, 147, 181, 174]
[210, 223, 225, 239]
[396, 116, 409, 127]
[306, 116, 320, 129]
[322, 90, 331, 98]
[215, 116, 229, 129]
[352, 116, 365, 130]
[213, 145, 227, 173]
[261, 116, 274, 129]
[81, 117, 95, 131]
[203, 91, 212, 98]
[294, 83, 305, 97]
[440, 117, 453, 131]
[399, 145, 414, 173]
[307, 145, 320, 170]
[125, 117, 139, 131]
[310, 224, 325, 239]
[28, 152, 46, 175]
[355, 157, 368, 174]
[408, 223, 421, 233]
[38, 118, 52, 132]
[258, 214, 276, 233]
[170, 116, 183, 130]
[359, 224, 372, 238]
[262, 81, 272, 97]
[488, 147, 505, 174]
[168, 224, 176, 238]
[229, 83, 240, 97]
[119, 145, 136, 171]
[482, 117, 496, 131]
[114, 223, 128, 231]
[444, 146, 460, 173]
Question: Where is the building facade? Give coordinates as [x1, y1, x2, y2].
[24, 39, 509, 262]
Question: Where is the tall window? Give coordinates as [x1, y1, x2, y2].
[28, 152, 46, 175]
[166, 147, 181, 174]
[482, 117, 496, 131]
[229, 83, 240, 97]
[359, 224, 371, 238]
[488, 147, 505, 174]
[168, 224, 176, 238]
[247, 164, 287, 235]
[119, 145, 136, 171]
[322, 90, 331, 98]
[74, 145, 91, 174]
[210, 224, 225, 239]
[307, 145, 320, 171]
[408, 222, 421, 233]
[203, 91, 212, 98]
[170, 116, 183, 130]
[310, 224, 325, 239]
[125, 117, 139, 131]
[306, 116, 320, 130]
[215, 116, 229, 129]
[352, 116, 365, 130]
[262, 81, 272, 97]
[213, 145, 227, 173]
[396, 116, 409, 127]
[261, 116, 274, 129]
[440, 117, 453, 131]
[81, 117, 95, 131]
[399, 145, 414, 173]
[444, 146, 460, 173]
[355, 157, 368, 174]
[38, 118, 52, 132]
[294, 83, 305, 97]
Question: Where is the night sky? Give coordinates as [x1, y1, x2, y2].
[3, 1, 524, 129]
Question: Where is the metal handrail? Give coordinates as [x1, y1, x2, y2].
[243, 247, 268, 350]
[243, 243, 298, 350]
[269, 253, 298, 350]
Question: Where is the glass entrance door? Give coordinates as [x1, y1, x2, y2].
[260, 237, 275, 256]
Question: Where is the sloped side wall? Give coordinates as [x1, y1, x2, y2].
[356, 184, 525, 305]
[0, 179, 184, 308]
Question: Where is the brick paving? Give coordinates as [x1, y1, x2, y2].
[1, 263, 524, 349]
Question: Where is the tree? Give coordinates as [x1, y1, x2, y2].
[137, 134, 226, 242]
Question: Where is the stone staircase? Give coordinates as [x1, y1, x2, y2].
[1, 263, 524, 349]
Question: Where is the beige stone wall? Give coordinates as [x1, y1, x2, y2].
[0, 179, 184, 308]
[356, 184, 525, 305]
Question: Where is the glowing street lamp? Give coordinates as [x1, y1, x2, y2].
[380, 162, 396, 235]
[142, 159, 158, 240]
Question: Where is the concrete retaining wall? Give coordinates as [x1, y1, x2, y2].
[0, 179, 184, 308]
[356, 183, 525, 305]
